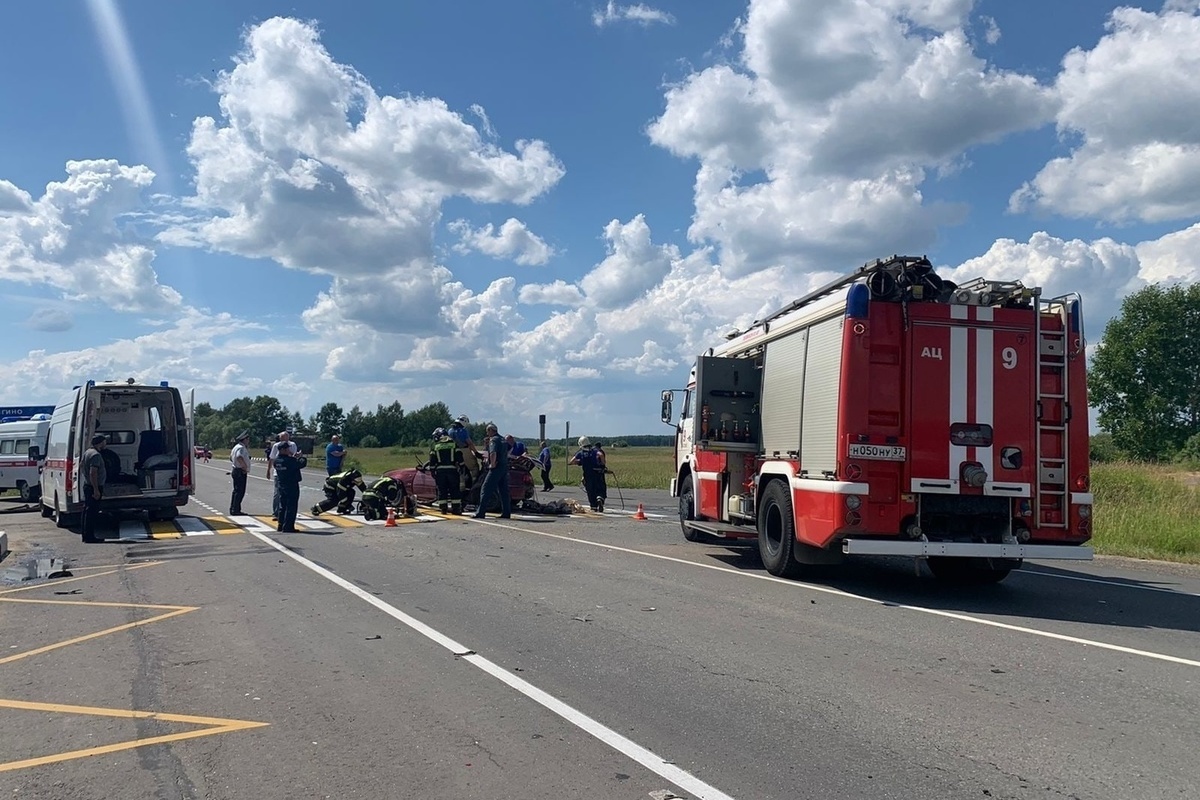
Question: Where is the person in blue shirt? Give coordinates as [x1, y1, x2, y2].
[537, 440, 554, 491]
[506, 435, 527, 458]
[325, 434, 346, 476]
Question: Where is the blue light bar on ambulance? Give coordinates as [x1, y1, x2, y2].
[160, 381, 169, 387]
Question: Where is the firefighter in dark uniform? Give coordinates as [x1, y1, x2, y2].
[360, 475, 410, 520]
[428, 427, 464, 514]
[311, 468, 365, 515]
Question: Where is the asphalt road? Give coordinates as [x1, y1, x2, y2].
[1, 461, 1198, 799]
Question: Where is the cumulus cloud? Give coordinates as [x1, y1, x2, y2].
[25, 308, 74, 332]
[449, 217, 555, 265]
[0, 307, 263, 400]
[648, 0, 1053, 278]
[0, 160, 182, 311]
[580, 215, 677, 307]
[1012, 5, 1200, 222]
[518, 280, 585, 306]
[592, 2, 675, 28]
[162, 16, 564, 279]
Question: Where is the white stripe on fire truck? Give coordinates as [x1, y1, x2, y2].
[975, 326, 994, 472]
[949, 325, 969, 479]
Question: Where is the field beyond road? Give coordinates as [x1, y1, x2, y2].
[218, 445, 1200, 565]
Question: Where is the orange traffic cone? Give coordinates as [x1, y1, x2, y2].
[633, 503, 647, 520]
[384, 507, 397, 527]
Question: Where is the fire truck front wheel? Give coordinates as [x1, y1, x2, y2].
[679, 480, 704, 542]
[757, 480, 803, 579]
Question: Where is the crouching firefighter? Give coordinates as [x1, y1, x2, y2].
[312, 468, 365, 515]
[359, 475, 413, 521]
[429, 427, 464, 514]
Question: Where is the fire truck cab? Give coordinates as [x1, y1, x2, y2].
[661, 255, 1093, 584]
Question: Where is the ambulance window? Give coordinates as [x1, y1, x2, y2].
[0, 440, 12, 455]
[148, 406, 162, 431]
[15, 439, 30, 455]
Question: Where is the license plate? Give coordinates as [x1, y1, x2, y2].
[848, 443, 907, 461]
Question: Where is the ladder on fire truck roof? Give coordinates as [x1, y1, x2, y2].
[754, 255, 933, 329]
[1035, 293, 1082, 530]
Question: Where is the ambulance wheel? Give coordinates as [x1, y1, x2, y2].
[679, 481, 704, 542]
[53, 495, 71, 529]
[41, 501, 54, 518]
[18, 481, 39, 503]
[757, 480, 802, 578]
[927, 557, 1018, 585]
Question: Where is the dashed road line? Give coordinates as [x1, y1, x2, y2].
[246, 527, 737, 800]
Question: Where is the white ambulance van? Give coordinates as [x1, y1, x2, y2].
[0, 414, 51, 502]
[36, 380, 195, 527]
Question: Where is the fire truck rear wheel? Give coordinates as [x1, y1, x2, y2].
[757, 480, 802, 578]
[679, 481, 704, 542]
[927, 556, 1018, 585]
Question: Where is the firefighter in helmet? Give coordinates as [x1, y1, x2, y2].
[359, 475, 412, 520]
[569, 436, 606, 512]
[428, 427, 464, 514]
[311, 468, 365, 515]
[446, 415, 481, 488]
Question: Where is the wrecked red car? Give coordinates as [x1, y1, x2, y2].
[385, 455, 536, 511]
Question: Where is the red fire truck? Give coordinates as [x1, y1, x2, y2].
[660, 255, 1093, 583]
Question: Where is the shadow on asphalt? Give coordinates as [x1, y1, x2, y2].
[697, 541, 1200, 636]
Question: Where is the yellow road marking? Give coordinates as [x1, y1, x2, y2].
[0, 562, 162, 596]
[149, 531, 183, 539]
[203, 515, 241, 534]
[307, 513, 359, 528]
[0, 698, 267, 774]
[0, 606, 196, 665]
[148, 520, 179, 535]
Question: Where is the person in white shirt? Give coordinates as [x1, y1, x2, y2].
[229, 431, 252, 515]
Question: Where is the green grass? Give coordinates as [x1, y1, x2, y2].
[217, 446, 1200, 564]
[1090, 462, 1200, 564]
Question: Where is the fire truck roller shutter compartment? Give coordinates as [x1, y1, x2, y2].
[801, 315, 844, 476]
[760, 328, 807, 457]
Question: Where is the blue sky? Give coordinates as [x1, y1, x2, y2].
[2, 0, 1199, 436]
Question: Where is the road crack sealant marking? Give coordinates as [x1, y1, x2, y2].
[463, 518, 1200, 670]
[246, 528, 736, 800]
[0, 562, 268, 773]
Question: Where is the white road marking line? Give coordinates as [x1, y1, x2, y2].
[296, 515, 334, 530]
[228, 515, 276, 532]
[176, 517, 213, 535]
[245, 528, 736, 800]
[466, 520, 1200, 669]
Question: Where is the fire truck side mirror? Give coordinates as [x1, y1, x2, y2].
[660, 391, 673, 425]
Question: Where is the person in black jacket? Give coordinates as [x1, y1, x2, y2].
[272, 443, 306, 532]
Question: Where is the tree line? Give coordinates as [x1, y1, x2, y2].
[192, 397, 675, 450]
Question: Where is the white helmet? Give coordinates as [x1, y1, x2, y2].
[456, 415, 470, 425]
[578, 436, 590, 447]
